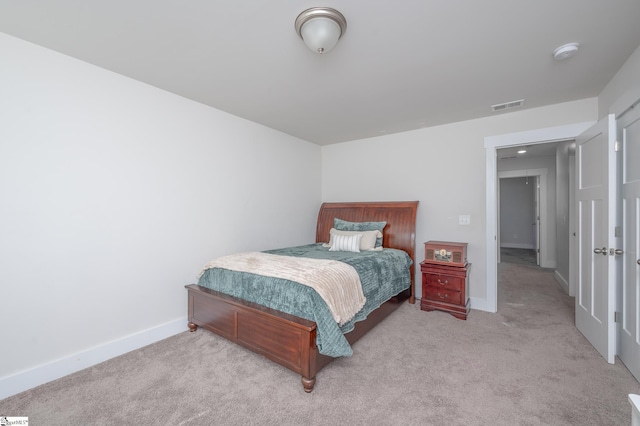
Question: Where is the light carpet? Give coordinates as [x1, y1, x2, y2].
[1, 262, 639, 425]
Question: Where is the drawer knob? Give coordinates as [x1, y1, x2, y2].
[437, 279, 448, 285]
[437, 292, 448, 299]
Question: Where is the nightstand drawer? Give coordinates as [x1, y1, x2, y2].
[423, 274, 464, 291]
[424, 287, 462, 305]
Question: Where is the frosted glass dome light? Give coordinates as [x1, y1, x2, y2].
[295, 7, 347, 54]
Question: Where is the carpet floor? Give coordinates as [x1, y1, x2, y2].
[1, 261, 639, 425]
[500, 247, 537, 267]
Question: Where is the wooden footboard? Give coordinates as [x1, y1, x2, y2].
[186, 283, 323, 392]
[186, 283, 409, 392]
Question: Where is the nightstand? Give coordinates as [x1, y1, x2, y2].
[420, 261, 471, 320]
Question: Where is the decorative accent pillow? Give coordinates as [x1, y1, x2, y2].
[334, 218, 387, 248]
[329, 233, 362, 252]
[323, 228, 383, 251]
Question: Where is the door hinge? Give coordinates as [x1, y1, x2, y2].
[615, 311, 622, 323]
[614, 140, 621, 152]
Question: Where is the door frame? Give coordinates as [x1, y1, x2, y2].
[498, 170, 548, 267]
[483, 122, 594, 313]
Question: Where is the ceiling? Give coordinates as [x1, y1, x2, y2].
[1, 1, 640, 146]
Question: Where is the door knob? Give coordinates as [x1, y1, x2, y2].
[637, 259, 640, 266]
[593, 247, 607, 255]
[609, 248, 624, 256]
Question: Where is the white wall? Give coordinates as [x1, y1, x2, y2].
[322, 98, 597, 307]
[599, 44, 640, 118]
[0, 33, 321, 397]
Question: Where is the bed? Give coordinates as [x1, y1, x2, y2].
[185, 201, 418, 392]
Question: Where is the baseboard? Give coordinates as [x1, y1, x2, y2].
[500, 243, 535, 249]
[541, 259, 557, 269]
[554, 270, 569, 294]
[469, 297, 494, 313]
[417, 297, 495, 314]
[0, 317, 188, 400]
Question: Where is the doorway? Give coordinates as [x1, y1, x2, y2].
[498, 171, 546, 267]
[483, 121, 594, 313]
[499, 176, 538, 266]
[485, 116, 640, 383]
[496, 164, 555, 315]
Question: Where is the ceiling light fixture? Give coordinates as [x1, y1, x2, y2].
[295, 7, 347, 54]
[553, 42, 579, 60]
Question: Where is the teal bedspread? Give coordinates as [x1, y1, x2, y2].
[196, 243, 412, 357]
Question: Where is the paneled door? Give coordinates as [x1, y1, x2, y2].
[619, 106, 640, 382]
[576, 114, 617, 364]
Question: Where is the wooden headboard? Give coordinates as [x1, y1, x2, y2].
[315, 201, 419, 303]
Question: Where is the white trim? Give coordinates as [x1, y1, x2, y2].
[470, 296, 489, 312]
[554, 270, 569, 294]
[500, 243, 535, 249]
[630, 394, 640, 426]
[484, 122, 594, 313]
[0, 317, 188, 400]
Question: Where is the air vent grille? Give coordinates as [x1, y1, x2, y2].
[491, 99, 524, 112]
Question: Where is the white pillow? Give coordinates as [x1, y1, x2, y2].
[324, 228, 383, 251]
[329, 233, 362, 252]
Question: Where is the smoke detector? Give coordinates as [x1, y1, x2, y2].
[553, 43, 579, 60]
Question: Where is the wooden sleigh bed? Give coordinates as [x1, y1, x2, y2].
[185, 201, 418, 392]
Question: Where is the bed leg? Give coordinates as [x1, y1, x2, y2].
[301, 376, 315, 393]
[188, 322, 198, 332]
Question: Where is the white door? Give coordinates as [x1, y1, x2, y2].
[576, 114, 617, 364]
[619, 106, 640, 381]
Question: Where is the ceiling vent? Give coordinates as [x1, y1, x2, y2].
[491, 99, 524, 112]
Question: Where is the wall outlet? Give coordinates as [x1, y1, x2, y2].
[459, 215, 471, 225]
